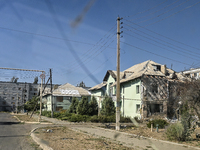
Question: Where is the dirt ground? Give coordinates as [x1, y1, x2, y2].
[35, 126, 133, 150]
[14, 114, 200, 149]
[14, 114, 51, 123]
[100, 123, 200, 148]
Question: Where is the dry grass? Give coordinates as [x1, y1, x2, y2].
[14, 114, 51, 123]
[35, 126, 134, 150]
[14, 114, 38, 122]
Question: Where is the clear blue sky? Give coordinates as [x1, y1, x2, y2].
[0, 0, 200, 87]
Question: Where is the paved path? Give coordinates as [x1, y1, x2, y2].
[0, 113, 48, 150]
[33, 114, 200, 150]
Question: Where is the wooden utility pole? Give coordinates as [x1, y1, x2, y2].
[116, 17, 121, 131]
[50, 69, 54, 118]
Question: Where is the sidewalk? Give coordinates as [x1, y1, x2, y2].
[31, 114, 200, 150]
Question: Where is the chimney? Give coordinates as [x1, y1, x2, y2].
[161, 65, 166, 75]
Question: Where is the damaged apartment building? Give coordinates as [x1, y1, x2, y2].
[89, 60, 186, 119]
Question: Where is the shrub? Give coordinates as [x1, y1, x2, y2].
[77, 97, 89, 115]
[69, 97, 79, 114]
[41, 111, 51, 117]
[120, 116, 132, 123]
[90, 115, 99, 122]
[147, 119, 168, 129]
[68, 114, 90, 122]
[53, 112, 61, 118]
[100, 95, 115, 116]
[88, 96, 98, 116]
[98, 115, 115, 123]
[165, 122, 184, 141]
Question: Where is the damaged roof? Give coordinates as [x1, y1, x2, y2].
[103, 70, 124, 81]
[89, 82, 107, 91]
[90, 60, 187, 89]
[113, 60, 187, 86]
[52, 83, 91, 97]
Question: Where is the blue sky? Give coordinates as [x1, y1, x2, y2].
[0, 0, 200, 87]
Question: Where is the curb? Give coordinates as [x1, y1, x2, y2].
[30, 127, 53, 150]
[13, 115, 53, 124]
[92, 126, 200, 150]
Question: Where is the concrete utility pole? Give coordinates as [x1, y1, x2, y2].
[16, 93, 18, 114]
[39, 71, 45, 122]
[116, 17, 121, 131]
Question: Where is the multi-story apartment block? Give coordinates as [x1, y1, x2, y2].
[0, 81, 51, 112]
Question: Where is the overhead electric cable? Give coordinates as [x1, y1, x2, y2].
[130, 0, 180, 22]
[124, 0, 168, 18]
[137, 0, 189, 24]
[124, 27, 200, 58]
[124, 31, 199, 61]
[122, 41, 192, 66]
[124, 19, 200, 51]
[142, 1, 200, 26]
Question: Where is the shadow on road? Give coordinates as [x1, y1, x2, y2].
[0, 135, 28, 138]
[0, 122, 20, 125]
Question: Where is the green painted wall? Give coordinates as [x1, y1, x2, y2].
[106, 75, 116, 96]
[91, 89, 103, 108]
[120, 78, 142, 118]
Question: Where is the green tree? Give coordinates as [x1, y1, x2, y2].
[69, 97, 79, 114]
[88, 96, 98, 116]
[24, 96, 40, 111]
[100, 95, 115, 116]
[77, 97, 89, 115]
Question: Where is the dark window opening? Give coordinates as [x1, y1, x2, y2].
[57, 96, 63, 102]
[136, 85, 140, 94]
[152, 84, 158, 93]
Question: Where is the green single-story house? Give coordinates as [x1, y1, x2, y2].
[42, 83, 91, 111]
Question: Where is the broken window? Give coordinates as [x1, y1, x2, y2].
[152, 65, 161, 71]
[152, 84, 158, 93]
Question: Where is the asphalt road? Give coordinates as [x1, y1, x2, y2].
[0, 112, 43, 150]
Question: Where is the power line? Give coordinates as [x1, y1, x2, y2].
[0, 25, 117, 49]
[74, 55, 114, 85]
[65, 38, 115, 75]
[124, 0, 168, 18]
[130, 0, 180, 22]
[122, 41, 192, 66]
[137, 0, 189, 24]
[124, 27, 200, 59]
[142, 1, 200, 27]
[124, 19, 200, 51]
[123, 31, 199, 61]
[66, 27, 116, 68]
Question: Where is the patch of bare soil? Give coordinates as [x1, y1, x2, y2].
[101, 123, 200, 148]
[14, 114, 51, 123]
[14, 114, 38, 122]
[35, 126, 134, 150]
